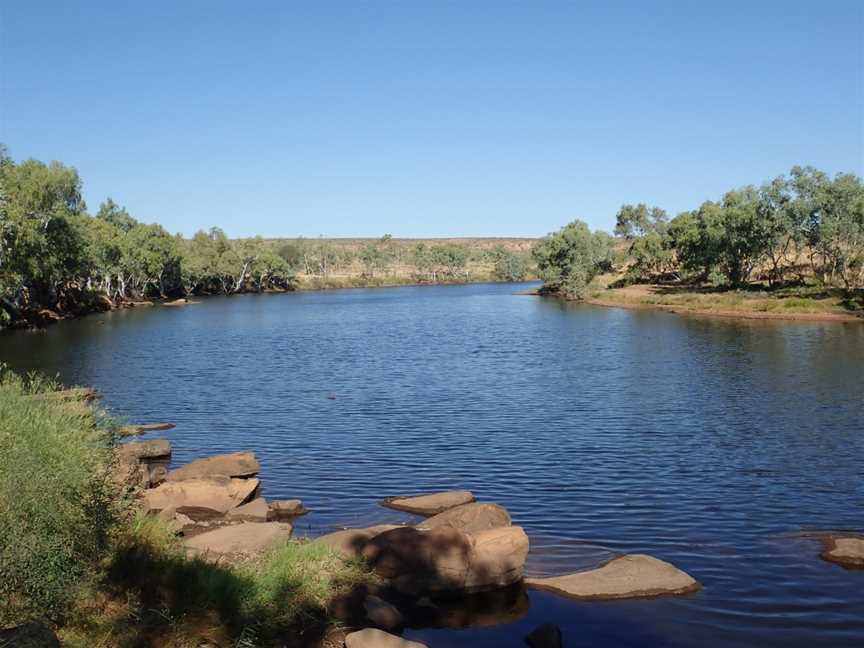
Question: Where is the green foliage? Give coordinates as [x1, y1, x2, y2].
[0, 369, 119, 625]
[412, 242, 470, 281]
[532, 220, 613, 298]
[491, 245, 529, 281]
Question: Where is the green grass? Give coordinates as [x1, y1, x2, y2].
[0, 368, 120, 626]
[61, 514, 373, 647]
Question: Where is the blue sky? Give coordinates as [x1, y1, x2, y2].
[1, 1, 861, 238]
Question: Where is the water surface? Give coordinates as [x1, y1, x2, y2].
[3, 283, 863, 647]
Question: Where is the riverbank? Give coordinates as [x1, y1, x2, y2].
[529, 276, 864, 323]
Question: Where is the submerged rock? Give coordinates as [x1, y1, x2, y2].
[119, 422, 176, 437]
[184, 521, 292, 558]
[525, 554, 700, 600]
[417, 502, 511, 534]
[314, 524, 402, 559]
[525, 623, 563, 648]
[344, 628, 427, 648]
[382, 490, 475, 516]
[363, 525, 529, 595]
[821, 537, 864, 569]
[166, 451, 260, 481]
[268, 499, 307, 519]
[143, 476, 260, 519]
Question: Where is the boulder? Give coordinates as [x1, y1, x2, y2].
[314, 524, 402, 559]
[0, 622, 60, 647]
[382, 490, 475, 516]
[417, 502, 511, 534]
[364, 594, 403, 631]
[184, 521, 293, 558]
[143, 476, 260, 520]
[363, 525, 529, 595]
[268, 499, 308, 519]
[344, 628, 427, 648]
[166, 451, 260, 481]
[525, 623, 563, 648]
[117, 439, 171, 461]
[525, 554, 700, 600]
[821, 537, 864, 569]
[226, 497, 270, 522]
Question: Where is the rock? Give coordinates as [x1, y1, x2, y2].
[166, 451, 260, 481]
[119, 422, 176, 437]
[821, 537, 864, 569]
[157, 507, 195, 534]
[525, 623, 563, 648]
[525, 554, 700, 600]
[117, 439, 172, 461]
[143, 476, 260, 520]
[314, 525, 402, 559]
[184, 521, 293, 558]
[0, 623, 60, 647]
[364, 594, 403, 631]
[417, 502, 511, 534]
[382, 490, 475, 516]
[402, 586, 529, 629]
[268, 499, 307, 519]
[363, 525, 529, 595]
[344, 628, 427, 648]
[226, 497, 270, 522]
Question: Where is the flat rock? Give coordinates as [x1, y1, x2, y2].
[314, 524, 402, 559]
[821, 537, 864, 569]
[344, 628, 427, 648]
[268, 499, 308, 518]
[119, 422, 176, 437]
[525, 554, 700, 600]
[363, 525, 529, 595]
[166, 451, 260, 481]
[143, 476, 260, 520]
[184, 521, 293, 558]
[382, 490, 475, 516]
[525, 623, 563, 648]
[117, 439, 172, 461]
[226, 497, 270, 522]
[417, 502, 511, 534]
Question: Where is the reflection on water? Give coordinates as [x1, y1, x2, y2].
[2, 283, 863, 647]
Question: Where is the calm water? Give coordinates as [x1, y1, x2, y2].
[3, 283, 863, 647]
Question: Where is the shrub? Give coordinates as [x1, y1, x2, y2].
[0, 369, 119, 625]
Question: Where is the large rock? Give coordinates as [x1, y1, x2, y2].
[314, 524, 401, 559]
[417, 502, 511, 534]
[0, 623, 60, 648]
[166, 451, 260, 481]
[344, 628, 427, 648]
[382, 490, 475, 516]
[184, 521, 293, 558]
[117, 439, 171, 461]
[525, 554, 700, 600]
[363, 525, 529, 595]
[143, 476, 260, 520]
[226, 497, 270, 522]
[364, 594, 404, 631]
[821, 537, 864, 569]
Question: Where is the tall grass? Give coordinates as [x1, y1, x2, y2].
[0, 368, 119, 625]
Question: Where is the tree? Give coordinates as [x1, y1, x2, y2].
[491, 245, 529, 281]
[614, 204, 668, 240]
[532, 220, 613, 298]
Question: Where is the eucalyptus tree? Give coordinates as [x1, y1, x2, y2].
[532, 220, 613, 298]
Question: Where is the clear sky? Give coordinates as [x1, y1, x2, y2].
[1, 1, 862, 238]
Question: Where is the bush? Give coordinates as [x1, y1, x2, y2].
[0, 369, 119, 625]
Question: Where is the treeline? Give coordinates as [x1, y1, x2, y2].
[0, 147, 533, 327]
[534, 166, 864, 298]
